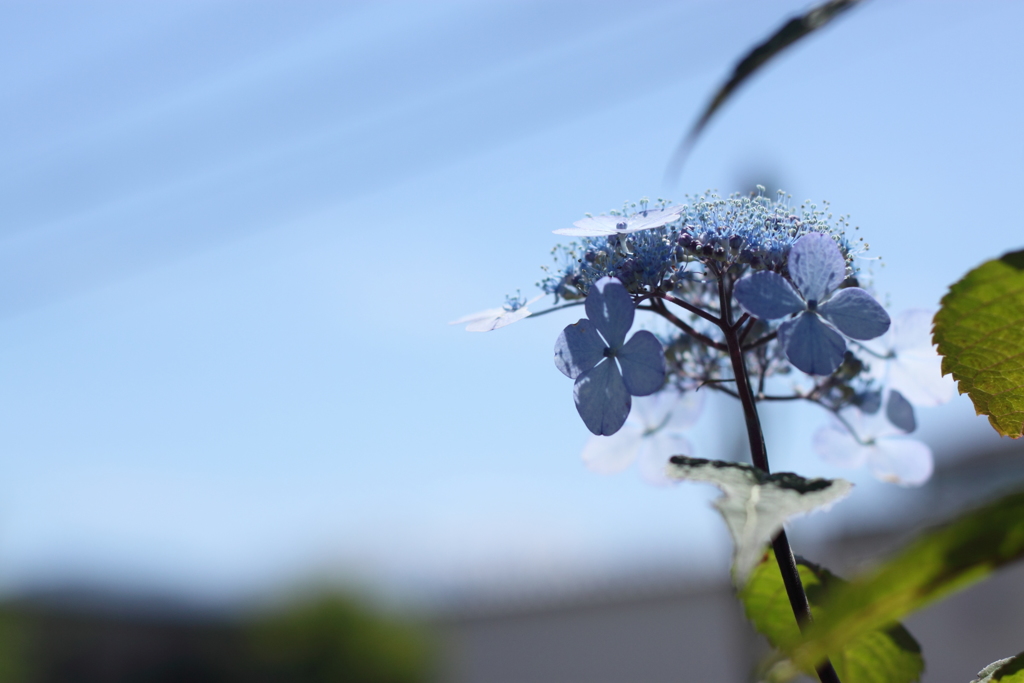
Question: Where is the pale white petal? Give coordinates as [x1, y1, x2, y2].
[861, 310, 952, 404]
[629, 388, 704, 433]
[581, 426, 643, 474]
[554, 215, 622, 236]
[891, 309, 937, 353]
[555, 206, 683, 236]
[636, 432, 694, 485]
[862, 346, 888, 384]
[553, 225, 618, 237]
[813, 421, 867, 469]
[465, 305, 531, 332]
[574, 215, 622, 230]
[859, 406, 906, 440]
[450, 295, 544, 332]
[889, 351, 956, 407]
[628, 392, 665, 430]
[868, 438, 933, 487]
[625, 205, 685, 232]
[448, 307, 504, 326]
[663, 389, 704, 430]
[630, 390, 678, 430]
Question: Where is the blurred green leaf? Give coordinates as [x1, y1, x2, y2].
[667, 0, 862, 179]
[971, 653, 1024, 683]
[742, 551, 923, 683]
[934, 249, 1024, 437]
[791, 490, 1024, 673]
[667, 456, 851, 583]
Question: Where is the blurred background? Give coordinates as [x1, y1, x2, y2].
[1, 0, 1023, 681]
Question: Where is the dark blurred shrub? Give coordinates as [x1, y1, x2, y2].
[0, 610, 30, 683]
[245, 594, 433, 683]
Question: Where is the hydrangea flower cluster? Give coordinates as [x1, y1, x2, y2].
[456, 190, 954, 487]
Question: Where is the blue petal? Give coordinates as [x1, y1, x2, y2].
[617, 330, 666, 396]
[584, 277, 634, 349]
[788, 233, 846, 302]
[854, 390, 882, 414]
[778, 313, 847, 376]
[819, 288, 891, 340]
[554, 319, 606, 379]
[734, 271, 805, 320]
[574, 359, 631, 436]
[886, 389, 917, 433]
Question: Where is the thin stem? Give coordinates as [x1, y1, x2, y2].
[848, 339, 894, 360]
[743, 330, 777, 351]
[658, 292, 721, 326]
[717, 280, 768, 472]
[650, 299, 728, 351]
[707, 384, 741, 400]
[832, 409, 874, 447]
[716, 276, 842, 683]
[527, 301, 584, 318]
[695, 378, 737, 391]
[738, 316, 758, 343]
[757, 352, 768, 396]
[757, 391, 874, 446]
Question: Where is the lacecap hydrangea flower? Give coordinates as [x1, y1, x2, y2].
[458, 189, 946, 486]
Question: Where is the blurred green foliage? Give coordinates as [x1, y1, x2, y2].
[245, 594, 434, 683]
[792, 490, 1024, 674]
[0, 610, 29, 683]
[741, 551, 922, 683]
[0, 592, 433, 683]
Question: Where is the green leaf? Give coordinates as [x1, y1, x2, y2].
[742, 551, 923, 683]
[934, 249, 1024, 437]
[971, 653, 1024, 683]
[667, 456, 851, 583]
[666, 0, 862, 180]
[791, 489, 1024, 673]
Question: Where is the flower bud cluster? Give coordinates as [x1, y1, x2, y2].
[539, 190, 867, 303]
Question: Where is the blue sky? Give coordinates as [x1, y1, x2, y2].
[0, 0, 1020, 604]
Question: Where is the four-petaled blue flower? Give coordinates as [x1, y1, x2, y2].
[554, 277, 667, 435]
[734, 233, 890, 376]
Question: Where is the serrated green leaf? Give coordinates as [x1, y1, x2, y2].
[742, 551, 923, 683]
[934, 249, 1024, 437]
[667, 0, 862, 179]
[971, 653, 1024, 683]
[667, 456, 851, 583]
[791, 490, 1024, 673]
